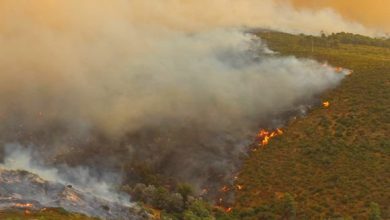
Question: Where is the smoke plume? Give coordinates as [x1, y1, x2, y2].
[0, 0, 351, 194]
[0, 144, 129, 204]
[0, 145, 146, 219]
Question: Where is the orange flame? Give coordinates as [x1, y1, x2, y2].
[14, 203, 33, 208]
[214, 205, 233, 213]
[323, 101, 330, 108]
[334, 67, 343, 73]
[322, 63, 352, 76]
[257, 128, 283, 146]
[335, 67, 353, 75]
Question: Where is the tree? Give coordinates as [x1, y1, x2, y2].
[183, 200, 214, 220]
[177, 183, 194, 205]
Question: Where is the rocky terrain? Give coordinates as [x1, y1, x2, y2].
[0, 168, 152, 220]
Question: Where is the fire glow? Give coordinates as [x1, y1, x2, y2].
[257, 128, 283, 147]
[14, 203, 33, 208]
[322, 63, 353, 76]
[323, 101, 330, 108]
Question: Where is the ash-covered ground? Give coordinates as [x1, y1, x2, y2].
[0, 168, 151, 219]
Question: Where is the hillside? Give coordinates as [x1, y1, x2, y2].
[1, 32, 388, 220]
[234, 32, 390, 219]
[0, 208, 98, 220]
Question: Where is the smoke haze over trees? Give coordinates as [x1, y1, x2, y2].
[0, 0, 358, 210]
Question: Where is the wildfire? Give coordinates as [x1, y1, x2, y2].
[214, 205, 233, 213]
[336, 67, 353, 75]
[323, 101, 330, 108]
[334, 67, 343, 73]
[257, 128, 283, 146]
[322, 63, 353, 76]
[214, 128, 284, 213]
[14, 203, 33, 208]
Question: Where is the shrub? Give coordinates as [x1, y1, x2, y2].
[368, 202, 382, 220]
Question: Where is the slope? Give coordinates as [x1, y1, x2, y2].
[235, 32, 390, 219]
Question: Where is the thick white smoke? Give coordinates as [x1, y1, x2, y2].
[0, 0, 351, 193]
[0, 143, 129, 205]
[0, 28, 344, 138]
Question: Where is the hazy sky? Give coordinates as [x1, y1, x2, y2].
[291, 0, 390, 33]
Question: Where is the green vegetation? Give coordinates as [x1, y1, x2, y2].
[122, 31, 389, 219]
[123, 183, 216, 219]
[321, 32, 390, 48]
[296, 32, 390, 49]
[235, 31, 389, 219]
[368, 202, 382, 220]
[2, 31, 388, 219]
